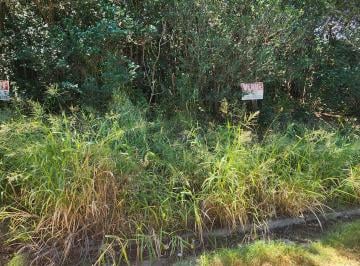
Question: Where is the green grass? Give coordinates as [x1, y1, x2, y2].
[0, 94, 359, 264]
[189, 221, 360, 266]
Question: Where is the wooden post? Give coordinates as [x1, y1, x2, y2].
[251, 100, 258, 111]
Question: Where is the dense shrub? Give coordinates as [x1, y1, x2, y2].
[1, 0, 359, 115]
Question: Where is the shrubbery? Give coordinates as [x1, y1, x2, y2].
[1, 0, 359, 116]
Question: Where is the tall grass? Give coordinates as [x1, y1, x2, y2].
[0, 96, 359, 264]
[202, 124, 360, 231]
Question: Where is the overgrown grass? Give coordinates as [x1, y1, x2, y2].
[0, 95, 359, 264]
[190, 221, 360, 266]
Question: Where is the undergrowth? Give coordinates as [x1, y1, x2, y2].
[0, 95, 359, 264]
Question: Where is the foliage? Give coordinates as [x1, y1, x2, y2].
[0, 0, 359, 115]
[0, 0, 360, 264]
[1, 0, 138, 108]
[0, 95, 359, 264]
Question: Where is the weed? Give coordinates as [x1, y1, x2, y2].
[0, 97, 359, 264]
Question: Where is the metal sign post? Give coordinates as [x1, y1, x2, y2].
[0, 80, 10, 101]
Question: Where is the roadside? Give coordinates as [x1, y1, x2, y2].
[3, 214, 360, 265]
[175, 219, 360, 266]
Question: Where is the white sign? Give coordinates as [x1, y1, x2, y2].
[0, 80, 10, 101]
[241, 82, 264, 100]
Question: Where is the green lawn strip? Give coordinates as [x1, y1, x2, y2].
[178, 220, 360, 266]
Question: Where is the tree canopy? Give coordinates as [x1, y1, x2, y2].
[1, 0, 359, 116]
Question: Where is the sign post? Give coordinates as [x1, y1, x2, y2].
[0, 80, 10, 101]
[241, 82, 264, 111]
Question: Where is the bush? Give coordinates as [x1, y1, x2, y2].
[1, 1, 359, 114]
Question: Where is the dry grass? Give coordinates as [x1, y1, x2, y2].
[0, 99, 359, 264]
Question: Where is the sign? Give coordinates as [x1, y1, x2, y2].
[241, 82, 264, 100]
[0, 80, 10, 101]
